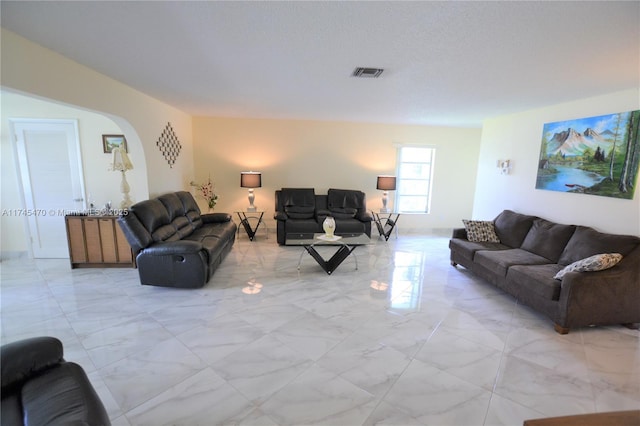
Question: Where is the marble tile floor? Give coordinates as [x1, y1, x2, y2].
[1, 233, 638, 426]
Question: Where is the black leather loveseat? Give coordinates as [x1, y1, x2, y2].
[1, 336, 111, 426]
[118, 191, 237, 288]
[274, 188, 372, 245]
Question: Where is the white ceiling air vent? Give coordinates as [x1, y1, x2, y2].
[351, 67, 384, 78]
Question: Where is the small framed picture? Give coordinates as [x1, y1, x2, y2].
[102, 134, 128, 153]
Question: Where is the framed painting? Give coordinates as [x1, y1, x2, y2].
[102, 134, 128, 153]
[536, 110, 640, 199]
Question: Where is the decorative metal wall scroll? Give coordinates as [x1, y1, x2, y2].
[156, 122, 182, 168]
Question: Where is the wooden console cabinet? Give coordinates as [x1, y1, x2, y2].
[65, 215, 135, 268]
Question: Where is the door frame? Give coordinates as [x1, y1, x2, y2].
[10, 118, 86, 258]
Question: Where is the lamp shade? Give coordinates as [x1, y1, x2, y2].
[112, 147, 134, 172]
[240, 172, 262, 188]
[376, 176, 396, 191]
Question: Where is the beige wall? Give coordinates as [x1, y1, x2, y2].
[1, 91, 150, 254]
[1, 29, 194, 257]
[1, 29, 193, 198]
[193, 117, 482, 232]
[474, 89, 640, 236]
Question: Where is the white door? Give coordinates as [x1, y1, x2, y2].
[11, 119, 86, 258]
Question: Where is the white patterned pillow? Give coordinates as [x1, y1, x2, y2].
[462, 220, 500, 243]
[554, 253, 623, 280]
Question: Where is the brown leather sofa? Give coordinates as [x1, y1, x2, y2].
[118, 191, 237, 288]
[449, 210, 640, 334]
[1, 337, 110, 426]
[274, 188, 372, 245]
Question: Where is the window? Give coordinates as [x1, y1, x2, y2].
[396, 146, 435, 213]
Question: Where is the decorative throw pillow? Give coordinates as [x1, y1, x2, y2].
[554, 253, 623, 280]
[462, 220, 500, 243]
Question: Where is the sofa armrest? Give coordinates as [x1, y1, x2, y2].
[117, 213, 152, 253]
[274, 211, 288, 221]
[557, 248, 640, 327]
[356, 211, 373, 222]
[202, 213, 232, 223]
[143, 240, 203, 255]
[1, 337, 63, 390]
[452, 227, 467, 239]
[22, 362, 111, 426]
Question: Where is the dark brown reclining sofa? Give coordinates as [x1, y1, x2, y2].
[449, 210, 640, 334]
[118, 191, 237, 288]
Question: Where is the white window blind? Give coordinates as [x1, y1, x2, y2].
[396, 146, 435, 213]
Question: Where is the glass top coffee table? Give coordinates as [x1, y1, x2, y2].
[286, 233, 371, 275]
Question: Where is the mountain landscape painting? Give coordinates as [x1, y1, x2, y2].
[536, 110, 640, 200]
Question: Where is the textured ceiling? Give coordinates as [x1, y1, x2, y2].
[2, 1, 639, 127]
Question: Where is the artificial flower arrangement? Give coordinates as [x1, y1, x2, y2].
[190, 175, 218, 210]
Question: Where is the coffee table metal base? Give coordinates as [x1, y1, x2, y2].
[298, 243, 359, 275]
[288, 233, 369, 275]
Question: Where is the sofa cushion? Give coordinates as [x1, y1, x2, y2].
[186, 221, 237, 244]
[158, 192, 193, 239]
[329, 209, 357, 219]
[328, 189, 365, 217]
[129, 199, 181, 243]
[558, 226, 640, 265]
[449, 239, 509, 263]
[130, 199, 170, 235]
[554, 253, 623, 280]
[282, 188, 316, 219]
[493, 210, 536, 248]
[507, 264, 564, 300]
[283, 219, 322, 237]
[151, 224, 181, 242]
[462, 220, 500, 243]
[474, 248, 552, 277]
[199, 236, 227, 263]
[203, 221, 237, 242]
[520, 218, 576, 262]
[285, 205, 316, 219]
[158, 192, 186, 219]
[176, 191, 203, 229]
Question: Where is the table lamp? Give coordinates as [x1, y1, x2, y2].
[376, 175, 396, 213]
[241, 171, 262, 212]
[112, 147, 134, 209]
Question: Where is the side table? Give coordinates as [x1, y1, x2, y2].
[371, 211, 400, 241]
[235, 211, 267, 241]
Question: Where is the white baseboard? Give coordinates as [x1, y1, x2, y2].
[1, 251, 29, 261]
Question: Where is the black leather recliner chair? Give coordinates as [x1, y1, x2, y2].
[274, 188, 372, 245]
[117, 191, 237, 288]
[1, 336, 111, 426]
